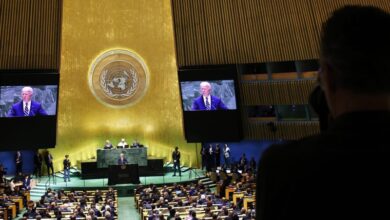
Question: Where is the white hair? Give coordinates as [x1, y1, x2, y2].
[200, 81, 211, 88]
[22, 86, 33, 94]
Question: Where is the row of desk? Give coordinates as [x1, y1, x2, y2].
[220, 185, 256, 210]
[0, 193, 28, 219]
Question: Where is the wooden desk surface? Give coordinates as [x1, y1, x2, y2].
[243, 196, 255, 210]
[225, 187, 236, 200]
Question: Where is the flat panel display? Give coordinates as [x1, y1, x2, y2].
[0, 71, 59, 149]
[178, 65, 242, 142]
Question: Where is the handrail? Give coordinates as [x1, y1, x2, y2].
[188, 167, 201, 179]
[44, 177, 50, 190]
[44, 173, 56, 190]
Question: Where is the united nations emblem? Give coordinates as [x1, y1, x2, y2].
[88, 49, 149, 107]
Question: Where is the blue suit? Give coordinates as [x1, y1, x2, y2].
[23, 177, 31, 190]
[117, 158, 128, 165]
[8, 101, 47, 117]
[191, 95, 228, 111]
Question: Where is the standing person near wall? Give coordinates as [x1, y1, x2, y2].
[45, 151, 54, 176]
[223, 144, 231, 169]
[15, 151, 23, 174]
[172, 146, 181, 177]
[215, 144, 221, 168]
[200, 145, 206, 171]
[206, 144, 214, 172]
[63, 155, 71, 182]
[33, 151, 42, 178]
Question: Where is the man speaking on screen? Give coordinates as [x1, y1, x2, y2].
[7, 86, 47, 117]
[191, 81, 228, 111]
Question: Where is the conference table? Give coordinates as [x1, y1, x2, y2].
[96, 147, 147, 168]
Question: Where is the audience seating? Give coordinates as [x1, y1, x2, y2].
[134, 171, 256, 220]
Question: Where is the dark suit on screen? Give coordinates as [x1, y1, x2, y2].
[191, 95, 228, 111]
[7, 101, 47, 117]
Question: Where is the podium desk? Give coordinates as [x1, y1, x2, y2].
[108, 164, 140, 185]
[97, 148, 147, 168]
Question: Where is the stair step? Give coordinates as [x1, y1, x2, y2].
[199, 178, 211, 182]
[30, 192, 44, 197]
[31, 189, 46, 192]
[33, 188, 45, 191]
[31, 187, 45, 190]
[198, 176, 209, 180]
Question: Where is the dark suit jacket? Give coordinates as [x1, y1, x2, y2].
[117, 158, 128, 165]
[15, 153, 22, 166]
[23, 178, 31, 189]
[172, 151, 181, 163]
[63, 159, 71, 169]
[256, 111, 390, 220]
[7, 100, 47, 117]
[191, 95, 228, 110]
[45, 154, 53, 166]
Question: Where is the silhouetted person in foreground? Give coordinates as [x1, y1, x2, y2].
[309, 85, 331, 131]
[257, 5, 390, 220]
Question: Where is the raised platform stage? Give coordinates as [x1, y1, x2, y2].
[79, 157, 165, 179]
[29, 163, 207, 200]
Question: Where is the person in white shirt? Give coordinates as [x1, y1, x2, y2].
[117, 138, 128, 148]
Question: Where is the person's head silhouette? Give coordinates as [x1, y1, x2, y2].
[319, 6, 390, 117]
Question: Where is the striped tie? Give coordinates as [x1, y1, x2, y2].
[205, 97, 211, 110]
[24, 104, 29, 116]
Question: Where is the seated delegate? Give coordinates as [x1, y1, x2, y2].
[117, 138, 129, 148]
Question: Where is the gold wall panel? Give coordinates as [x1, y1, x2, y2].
[51, 0, 198, 171]
[245, 121, 320, 140]
[171, 0, 390, 66]
[0, 0, 61, 70]
[240, 80, 317, 105]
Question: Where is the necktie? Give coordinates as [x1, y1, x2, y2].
[24, 104, 29, 116]
[205, 97, 211, 110]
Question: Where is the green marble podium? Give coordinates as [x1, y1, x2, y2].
[96, 148, 147, 168]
